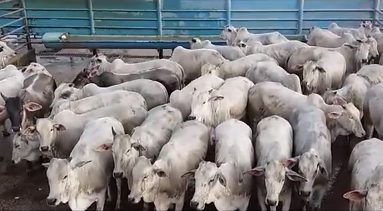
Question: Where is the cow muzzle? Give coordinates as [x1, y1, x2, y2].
[361, 59, 368, 64]
[299, 190, 311, 198]
[40, 146, 49, 152]
[187, 115, 196, 120]
[266, 199, 278, 207]
[113, 172, 123, 178]
[190, 200, 205, 210]
[12, 126, 20, 132]
[46, 198, 57, 206]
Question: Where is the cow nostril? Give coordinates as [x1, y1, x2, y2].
[12, 126, 20, 132]
[190, 201, 198, 209]
[187, 116, 196, 121]
[113, 172, 123, 178]
[266, 199, 277, 206]
[127, 196, 135, 203]
[299, 191, 311, 197]
[46, 198, 57, 206]
[362, 59, 368, 63]
[40, 146, 49, 152]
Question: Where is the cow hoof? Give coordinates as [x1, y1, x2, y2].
[2, 131, 10, 137]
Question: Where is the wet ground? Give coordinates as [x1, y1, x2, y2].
[0, 47, 351, 210]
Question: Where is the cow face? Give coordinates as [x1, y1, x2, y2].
[185, 161, 227, 210]
[301, 60, 326, 95]
[295, 151, 328, 200]
[12, 132, 41, 164]
[21, 62, 50, 78]
[85, 54, 108, 78]
[51, 82, 78, 108]
[128, 156, 159, 204]
[328, 97, 365, 139]
[246, 159, 306, 207]
[220, 25, 238, 45]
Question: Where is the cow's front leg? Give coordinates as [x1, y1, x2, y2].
[96, 189, 107, 211]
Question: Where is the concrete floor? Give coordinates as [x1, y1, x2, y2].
[0, 48, 351, 210]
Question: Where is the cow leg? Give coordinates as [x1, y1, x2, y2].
[174, 191, 185, 211]
[143, 203, 151, 211]
[256, 188, 267, 211]
[239, 197, 250, 211]
[96, 189, 107, 211]
[1, 123, 9, 137]
[115, 178, 121, 209]
[281, 188, 292, 211]
[107, 182, 112, 202]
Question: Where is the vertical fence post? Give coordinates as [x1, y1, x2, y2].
[297, 0, 304, 34]
[374, 0, 381, 26]
[226, 0, 231, 26]
[157, 0, 163, 58]
[20, 0, 32, 50]
[87, 0, 97, 55]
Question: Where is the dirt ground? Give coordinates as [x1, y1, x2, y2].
[0, 48, 351, 211]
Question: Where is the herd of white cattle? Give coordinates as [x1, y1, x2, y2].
[0, 21, 383, 211]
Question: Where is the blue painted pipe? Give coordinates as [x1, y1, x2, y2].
[42, 32, 307, 50]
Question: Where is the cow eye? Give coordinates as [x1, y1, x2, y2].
[143, 175, 148, 179]
[209, 177, 215, 183]
[63, 175, 68, 180]
[126, 149, 131, 154]
[14, 144, 20, 148]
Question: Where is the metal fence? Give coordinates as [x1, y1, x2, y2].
[0, 0, 382, 51]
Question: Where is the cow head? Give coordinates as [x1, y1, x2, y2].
[85, 53, 107, 78]
[21, 62, 51, 78]
[12, 131, 41, 164]
[220, 25, 238, 45]
[189, 88, 220, 126]
[51, 82, 78, 108]
[301, 60, 326, 94]
[245, 159, 306, 207]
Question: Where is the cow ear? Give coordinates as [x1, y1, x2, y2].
[333, 96, 347, 106]
[286, 169, 307, 182]
[281, 156, 299, 168]
[131, 142, 146, 152]
[343, 190, 367, 201]
[23, 126, 36, 135]
[244, 166, 265, 177]
[318, 160, 329, 180]
[42, 162, 50, 168]
[94, 143, 113, 152]
[181, 169, 196, 179]
[327, 111, 342, 120]
[317, 66, 326, 73]
[53, 124, 66, 131]
[24, 102, 43, 112]
[292, 64, 304, 71]
[208, 95, 225, 101]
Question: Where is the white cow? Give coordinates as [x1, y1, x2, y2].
[43, 117, 125, 211]
[169, 46, 227, 83]
[187, 119, 254, 211]
[189, 76, 254, 127]
[307, 27, 356, 48]
[247, 81, 365, 142]
[343, 138, 383, 211]
[328, 21, 372, 39]
[245, 61, 302, 93]
[169, 74, 224, 119]
[21, 62, 52, 78]
[52, 79, 168, 109]
[190, 38, 245, 61]
[220, 25, 239, 46]
[289, 105, 332, 210]
[237, 40, 307, 68]
[233, 27, 289, 45]
[128, 120, 209, 211]
[323, 64, 383, 117]
[95, 104, 183, 209]
[287, 47, 346, 95]
[246, 115, 306, 211]
[85, 53, 185, 83]
[0, 64, 25, 136]
[0, 41, 17, 68]
[363, 83, 383, 139]
[201, 53, 278, 79]
[50, 90, 147, 117]
[24, 103, 147, 158]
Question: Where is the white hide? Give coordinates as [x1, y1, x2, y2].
[189, 119, 254, 211]
[307, 27, 356, 48]
[44, 117, 125, 211]
[201, 53, 278, 79]
[189, 76, 254, 127]
[190, 38, 245, 61]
